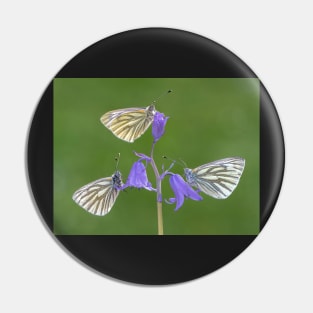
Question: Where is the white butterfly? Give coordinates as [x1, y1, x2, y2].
[184, 157, 245, 199]
[72, 171, 123, 216]
[100, 90, 172, 143]
[100, 104, 156, 143]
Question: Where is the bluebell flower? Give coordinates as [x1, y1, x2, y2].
[167, 174, 202, 211]
[120, 153, 155, 191]
[152, 112, 169, 143]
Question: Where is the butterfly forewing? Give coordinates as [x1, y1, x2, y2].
[184, 157, 245, 199]
[100, 105, 155, 142]
[72, 171, 122, 216]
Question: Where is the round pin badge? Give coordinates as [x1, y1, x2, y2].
[27, 28, 284, 285]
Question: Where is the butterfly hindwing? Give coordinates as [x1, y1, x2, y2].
[72, 171, 122, 216]
[184, 157, 245, 199]
[100, 105, 156, 142]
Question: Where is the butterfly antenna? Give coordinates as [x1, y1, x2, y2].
[152, 90, 172, 104]
[162, 155, 181, 171]
[179, 158, 188, 168]
[114, 153, 120, 170]
[163, 156, 187, 168]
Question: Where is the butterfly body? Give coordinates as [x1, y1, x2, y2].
[72, 171, 123, 216]
[184, 157, 245, 199]
[100, 104, 156, 142]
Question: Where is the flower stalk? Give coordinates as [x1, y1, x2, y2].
[150, 142, 163, 235]
[157, 201, 163, 235]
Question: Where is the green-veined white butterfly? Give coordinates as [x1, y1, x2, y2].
[184, 157, 245, 199]
[100, 90, 172, 143]
[72, 170, 123, 216]
[100, 104, 156, 143]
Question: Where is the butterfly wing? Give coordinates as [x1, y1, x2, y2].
[72, 174, 121, 216]
[100, 105, 155, 142]
[185, 157, 245, 199]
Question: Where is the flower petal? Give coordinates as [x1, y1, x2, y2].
[152, 111, 169, 142]
[185, 186, 203, 201]
[168, 174, 202, 210]
[167, 198, 176, 204]
[121, 160, 155, 191]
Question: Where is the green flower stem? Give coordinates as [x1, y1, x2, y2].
[150, 142, 163, 235]
[157, 201, 164, 235]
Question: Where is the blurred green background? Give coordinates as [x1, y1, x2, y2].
[54, 78, 259, 235]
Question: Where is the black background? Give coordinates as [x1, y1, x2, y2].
[27, 28, 284, 284]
